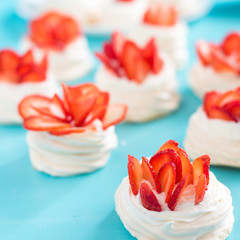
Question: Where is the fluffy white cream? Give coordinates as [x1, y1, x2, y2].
[95, 55, 180, 122]
[26, 121, 118, 176]
[189, 62, 240, 99]
[128, 21, 188, 69]
[0, 74, 58, 124]
[184, 107, 240, 167]
[21, 36, 93, 82]
[115, 172, 234, 240]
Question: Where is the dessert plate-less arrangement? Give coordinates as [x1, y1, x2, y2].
[95, 32, 180, 122]
[18, 83, 127, 176]
[115, 140, 234, 239]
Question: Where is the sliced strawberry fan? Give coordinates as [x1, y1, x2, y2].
[95, 32, 163, 84]
[18, 83, 127, 136]
[203, 87, 240, 122]
[29, 12, 80, 51]
[0, 49, 47, 84]
[196, 32, 240, 74]
[127, 140, 210, 212]
[143, 3, 178, 26]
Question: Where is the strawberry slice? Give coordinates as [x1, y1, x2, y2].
[18, 95, 52, 118]
[207, 106, 237, 122]
[0, 50, 19, 72]
[102, 104, 127, 130]
[142, 157, 161, 193]
[50, 127, 86, 136]
[168, 175, 189, 211]
[134, 57, 151, 83]
[23, 115, 71, 131]
[19, 69, 45, 83]
[158, 162, 176, 203]
[140, 182, 162, 212]
[150, 149, 182, 183]
[20, 50, 34, 66]
[216, 90, 240, 107]
[158, 140, 193, 184]
[203, 91, 221, 115]
[222, 101, 240, 120]
[103, 42, 116, 59]
[128, 155, 143, 195]
[192, 155, 210, 185]
[112, 31, 126, 60]
[38, 54, 48, 73]
[222, 32, 240, 56]
[195, 173, 207, 205]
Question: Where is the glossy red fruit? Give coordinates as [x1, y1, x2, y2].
[20, 49, 34, 66]
[112, 31, 126, 60]
[50, 127, 85, 136]
[157, 140, 193, 184]
[128, 155, 143, 195]
[207, 106, 237, 122]
[0, 50, 19, 72]
[222, 32, 240, 56]
[134, 57, 151, 83]
[222, 101, 240, 120]
[140, 182, 162, 212]
[19, 69, 45, 83]
[195, 174, 207, 205]
[158, 162, 176, 203]
[168, 175, 189, 211]
[203, 91, 221, 115]
[150, 149, 182, 183]
[142, 157, 161, 193]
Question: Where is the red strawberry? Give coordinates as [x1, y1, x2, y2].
[128, 155, 143, 195]
[142, 157, 161, 193]
[134, 57, 151, 83]
[23, 115, 71, 131]
[222, 101, 240, 120]
[112, 31, 126, 60]
[195, 174, 207, 205]
[207, 106, 237, 122]
[140, 182, 162, 212]
[103, 42, 116, 59]
[192, 155, 210, 185]
[49, 127, 85, 136]
[158, 162, 176, 203]
[102, 104, 127, 130]
[0, 50, 19, 72]
[168, 175, 189, 211]
[158, 140, 193, 184]
[20, 49, 34, 66]
[203, 91, 221, 115]
[19, 69, 45, 83]
[216, 90, 240, 107]
[222, 32, 240, 56]
[150, 149, 182, 183]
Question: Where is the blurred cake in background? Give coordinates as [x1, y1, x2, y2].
[21, 12, 93, 81]
[128, 3, 188, 69]
[95, 32, 180, 122]
[189, 32, 240, 98]
[0, 49, 57, 124]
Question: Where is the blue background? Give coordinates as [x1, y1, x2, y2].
[0, 0, 239, 239]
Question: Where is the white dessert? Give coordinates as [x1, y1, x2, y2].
[26, 121, 118, 176]
[115, 172, 234, 240]
[21, 36, 93, 82]
[128, 21, 188, 69]
[189, 62, 240, 99]
[95, 55, 180, 122]
[184, 107, 240, 167]
[0, 74, 57, 124]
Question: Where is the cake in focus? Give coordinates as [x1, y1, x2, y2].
[95, 32, 180, 122]
[189, 32, 240, 98]
[18, 83, 127, 176]
[0, 49, 57, 124]
[184, 88, 240, 167]
[21, 12, 93, 81]
[115, 140, 234, 239]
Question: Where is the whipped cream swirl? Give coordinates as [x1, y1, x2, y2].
[184, 107, 240, 167]
[115, 172, 234, 240]
[26, 121, 118, 176]
[21, 36, 93, 82]
[0, 74, 57, 124]
[128, 21, 188, 69]
[189, 62, 240, 99]
[95, 55, 180, 122]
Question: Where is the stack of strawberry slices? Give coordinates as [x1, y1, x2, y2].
[95, 32, 180, 122]
[128, 3, 188, 69]
[21, 12, 93, 82]
[115, 140, 234, 239]
[0, 49, 57, 123]
[189, 32, 240, 98]
[185, 87, 240, 167]
[19, 83, 127, 176]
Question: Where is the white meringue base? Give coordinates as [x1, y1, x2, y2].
[26, 124, 118, 176]
[128, 22, 188, 69]
[0, 74, 58, 124]
[95, 56, 180, 122]
[21, 36, 93, 82]
[189, 62, 240, 99]
[115, 172, 234, 240]
[184, 107, 240, 167]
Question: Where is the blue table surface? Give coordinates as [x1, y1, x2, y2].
[0, 0, 239, 239]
